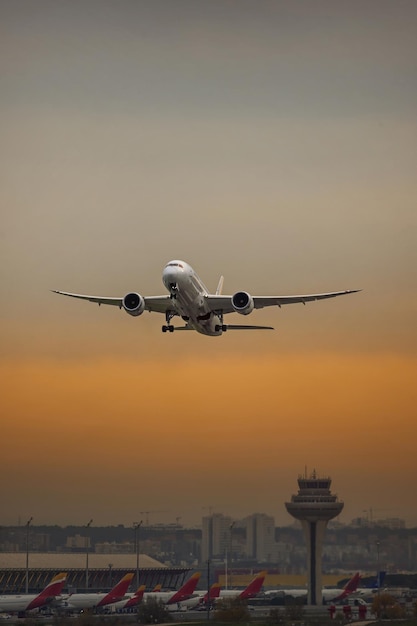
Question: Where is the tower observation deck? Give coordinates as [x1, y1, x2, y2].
[285, 471, 343, 605]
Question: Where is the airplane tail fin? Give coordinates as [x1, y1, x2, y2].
[343, 572, 361, 594]
[201, 582, 221, 604]
[216, 276, 224, 295]
[26, 572, 67, 610]
[239, 571, 267, 599]
[124, 584, 146, 608]
[98, 573, 135, 606]
[151, 584, 162, 592]
[167, 572, 201, 604]
[332, 572, 361, 602]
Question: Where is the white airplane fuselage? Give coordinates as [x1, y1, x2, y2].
[162, 261, 223, 336]
[0, 595, 41, 613]
[59, 593, 112, 610]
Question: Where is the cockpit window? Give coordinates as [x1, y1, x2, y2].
[167, 262, 183, 268]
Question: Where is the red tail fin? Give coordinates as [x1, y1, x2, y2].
[344, 572, 361, 594]
[26, 572, 67, 610]
[124, 584, 146, 608]
[167, 572, 201, 604]
[201, 582, 221, 603]
[98, 573, 135, 606]
[239, 571, 266, 599]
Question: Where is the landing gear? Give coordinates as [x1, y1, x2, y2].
[169, 283, 178, 299]
[162, 310, 175, 333]
[215, 324, 227, 332]
[214, 311, 227, 333]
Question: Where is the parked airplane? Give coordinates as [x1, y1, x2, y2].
[181, 570, 266, 610]
[0, 572, 67, 613]
[110, 584, 146, 611]
[57, 573, 134, 611]
[143, 572, 201, 605]
[178, 582, 221, 610]
[322, 572, 362, 603]
[354, 571, 386, 599]
[53, 260, 359, 336]
[265, 572, 361, 603]
[218, 570, 267, 600]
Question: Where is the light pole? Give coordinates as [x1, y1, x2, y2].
[376, 540, 381, 621]
[229, 521, 235, 590]
[85, 519, 93, 590]
[206, 559, 210, 622]
[25, 517, 33, 593]
[134, 521, 143, 587]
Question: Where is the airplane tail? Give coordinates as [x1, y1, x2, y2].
[124, 584, 146, 608]
[167, 572, 201, 605]
[376, 571, 386, 588]
[343, 572, 361, 594]
[239, 571, 267, 600]
[26, 572, 67, 610]
[201, 582, 221, 604]
[98, 573, 135, 606]
[216, 276, 224, 295]
[151, 584, 162, 592]
[333, 572, 361, 601]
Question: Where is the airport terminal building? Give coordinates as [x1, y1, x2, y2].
[0, 553, 191, 594]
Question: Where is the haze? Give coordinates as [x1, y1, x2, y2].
[1, 0, 416, 529]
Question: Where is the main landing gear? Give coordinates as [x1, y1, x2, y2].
[162, 310, 175, 333]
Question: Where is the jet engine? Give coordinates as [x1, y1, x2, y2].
[231, 291, 254, 315]
[122, 292, 145, 316]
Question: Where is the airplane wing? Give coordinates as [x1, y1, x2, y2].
[51, 291, 172, 314]
[205, 290, 360, 314]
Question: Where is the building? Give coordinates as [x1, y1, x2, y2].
[201, 513, 233, 563]
[244, 513, 276, 562]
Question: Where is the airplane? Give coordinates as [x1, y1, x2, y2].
[218, 570, 267, 600]
[181, 570, 266, 610]
[52, 259, 360, 336]
[110, 584, 146, 611]
[264, 571, 361, 604]
[57, 573, 134, 611]
[142, 572, 201, 605]
[0, 572, 67, 613]
[177, 582, 221, 610]
[322, 572, 362, 603]
[353, 571, 387, 600]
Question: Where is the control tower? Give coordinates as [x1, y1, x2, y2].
[285, 471, 343, 605]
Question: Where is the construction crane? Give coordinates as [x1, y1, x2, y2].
[365, 508, 393, 523]
[139, 510, 168, 525]
[202, 505, 215, 516]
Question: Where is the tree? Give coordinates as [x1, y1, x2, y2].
[137, 597, 173, 624]
[213, 597, 251, 623]
[371, 592, 405, 619]
[266, 607, 285, 624]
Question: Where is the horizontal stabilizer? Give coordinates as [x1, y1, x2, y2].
[226, 325, 274, 330]
[171, 325, 194, 331]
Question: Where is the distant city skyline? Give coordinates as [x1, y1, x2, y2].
[0, 511, 412, 530]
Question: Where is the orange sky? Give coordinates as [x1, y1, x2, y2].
[2, 348, 416, 527]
